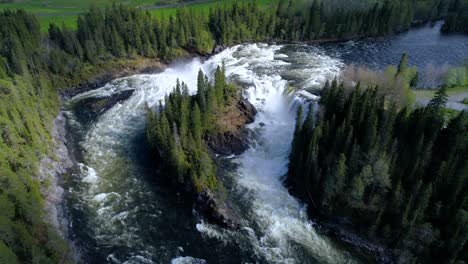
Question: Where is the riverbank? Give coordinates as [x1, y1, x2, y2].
[35, 56, 168, 262]
[414, 86, 468, 110]
[59, 57, 167, 99]
[42, 29, 466, 262]
[50, 43, 376, 263]
[46, 44, 237, 262]
[38, 112, 77, 261]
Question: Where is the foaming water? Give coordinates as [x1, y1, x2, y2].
[64, 23, 465, 262]
[65, 42, 363, 264]
[205, 44, 355, 263]
[65, 58, 229, 263]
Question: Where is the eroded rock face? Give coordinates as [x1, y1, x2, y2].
[195, 189, 241, 229]
[62, 59, 165, 99]
[195, 96, 256, 227]
[72, 89, 135, 124]
[205, 97, 257, 155]
[212, 45, 227, 55]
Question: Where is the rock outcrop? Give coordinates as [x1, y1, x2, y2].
[195, 189, 241, 229]
[205, 97, 257, 155]
[62, 58, 165, 99]
[71, 89, 135, 124]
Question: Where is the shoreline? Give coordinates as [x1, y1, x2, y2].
[38, 111, 79, 262]
[42, 29, 446, 261]
[45, 44, 368, 262]
[60, 58, 167, 100]
[38, 57, 168, 262]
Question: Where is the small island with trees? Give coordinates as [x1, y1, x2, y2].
[0, 0, 466, 263]
[145, 66, 256, 227]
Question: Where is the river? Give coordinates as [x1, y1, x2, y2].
[63, 22, 468, 264]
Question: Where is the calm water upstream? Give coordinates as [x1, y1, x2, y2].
[63, 22, 468, 264]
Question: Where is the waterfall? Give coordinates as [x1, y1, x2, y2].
[65, 43, 359, 264]
[196, 44, 355, 264]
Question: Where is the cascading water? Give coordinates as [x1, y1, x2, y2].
[195, 44, 358, 264]
[64, 43, 360, 264]
[61, 23, 468, 263]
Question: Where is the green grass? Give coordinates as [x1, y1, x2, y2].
[1, 0, 278, 31]
[0, 0, 171, 11]
[463, 98, 468, 105]
[37, 15, 78, 31]
[149, 0, 277, 17]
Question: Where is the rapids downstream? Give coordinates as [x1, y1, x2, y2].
[65, 43, 354, 264]
[63, 22, 468, 264]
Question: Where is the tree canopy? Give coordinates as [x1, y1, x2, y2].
[287, 79, 467, 263]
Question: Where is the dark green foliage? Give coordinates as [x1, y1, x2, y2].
[146, 68, 235, 194]
[0, 1, 460, 262]
[0, 10, 40, 75]
[442, 0, 468, 34]
[0, 75, 68, 263]
[43, 0, 453, 69]
[287, 80, 467, 263]
[0, 1, 450, 81]
[0, 0, 453, 80]
[0, 11, 70, 263]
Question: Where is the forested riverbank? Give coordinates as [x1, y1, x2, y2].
[145, 67, 256, 227]
[0, 0, 466, 262]
[442, 0, 468, 33]
[287, 69, 467, 263]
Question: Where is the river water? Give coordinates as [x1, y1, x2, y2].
[63, 22, 468, 264]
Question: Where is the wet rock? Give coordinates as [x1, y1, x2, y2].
[72, 89, 135, 123]
[89, 89, 134, 113]
[321, 222, 393, 264]
[212, 45, 225, 55]
[238, 97, 257, 124]
[205, 129, 249, 155]
[195, 189, 241, 229]
[205, 97, 257, 155]
[38, 112, 79, 262]
[61, 59, 165, 99]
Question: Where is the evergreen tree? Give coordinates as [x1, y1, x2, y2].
[287, 80, 467, 263]
[191, 102, 203, 146]
[427, 85, 448, 111]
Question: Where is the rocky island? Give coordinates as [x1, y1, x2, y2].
[145, 66, 256, 228]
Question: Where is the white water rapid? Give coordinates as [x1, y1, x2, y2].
[65, 43, 361, 263]
[196, 44, 356, 264]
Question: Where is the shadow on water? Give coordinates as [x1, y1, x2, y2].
[63, 99, 253, 263]
[60, 23, 468, 262]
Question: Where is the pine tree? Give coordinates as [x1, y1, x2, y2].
[397, 53, 409, 76]
[427, 85, 448, 111]
[214, 66, 225, 106]
[191, 102, 203, 146]
[197, 69, 207, 113]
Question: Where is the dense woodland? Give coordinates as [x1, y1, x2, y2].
[0, 10, 67, 263]
[0, 0, 466, 262]
[442, 0, 468, 34]
[146, 67, 238, 195]
[287, 65, 467, 262]
[1, 0, 460, 78]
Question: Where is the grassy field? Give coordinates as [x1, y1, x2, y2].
[0, 0, 278, 31]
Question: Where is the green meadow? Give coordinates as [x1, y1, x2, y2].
[0, 0, 278, 31]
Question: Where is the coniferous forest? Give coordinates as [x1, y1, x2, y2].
[145, 67, 238, 195]
[288, 80, 467, 263]
[0, 0, 467, 263]
[442, 0, 468, 33]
